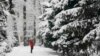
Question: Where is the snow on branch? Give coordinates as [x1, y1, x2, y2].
[50, 0, 69, 9]
[53, 20, 87, 37]
[39, 21, 49, 28]
[38, 8, 54, 20]
[41, 2, 52, 8]
[83, 26, 100, 43]
[55, 7, 82, 20]
[52, 7, 82, 30]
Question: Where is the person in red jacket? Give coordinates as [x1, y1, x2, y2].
[28, 37, 36, 53]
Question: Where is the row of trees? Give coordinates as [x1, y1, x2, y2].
[38, 0, 100, 56]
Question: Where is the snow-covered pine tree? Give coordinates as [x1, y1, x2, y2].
[39, 0, 100, 55]
[0, 0, 16, 56]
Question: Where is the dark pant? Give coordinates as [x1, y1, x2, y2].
[31, 47, 33, 53]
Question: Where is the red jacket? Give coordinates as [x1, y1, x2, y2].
[28, 39, 35, 48]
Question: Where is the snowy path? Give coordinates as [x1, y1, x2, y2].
[6, 46, 59, 56]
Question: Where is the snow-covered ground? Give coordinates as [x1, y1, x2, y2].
[6, 45, 59, 56]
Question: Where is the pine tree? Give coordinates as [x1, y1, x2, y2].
[39, 0, 100, 55]
[0, 0, 16, 56]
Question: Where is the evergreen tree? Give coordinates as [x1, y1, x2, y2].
[0, 0, 16, 56]
[39, 0, 100, 56]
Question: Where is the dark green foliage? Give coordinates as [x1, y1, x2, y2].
[39, 0, 100, 56]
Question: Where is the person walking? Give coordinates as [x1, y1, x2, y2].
[28, 37, 36, 53]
